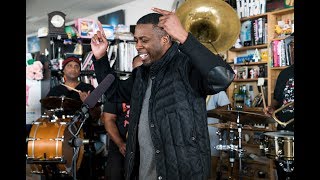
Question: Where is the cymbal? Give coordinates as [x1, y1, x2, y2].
[40, 96, 82, 111]
[207, 109, 274, 124]
[208, 122, 269, 131]
[208, 123, 237, 129]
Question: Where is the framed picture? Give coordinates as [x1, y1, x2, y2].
[98, 10, 125, 27]
[77, 18, 95, 38]
[27, 36, 40, 53]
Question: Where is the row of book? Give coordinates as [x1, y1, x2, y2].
[240, 17, 268, 47]
[236, 0, 266, 18]
[269, 35, 294, 67]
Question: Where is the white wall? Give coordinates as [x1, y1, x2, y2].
[26, 0, 177, 52]
[85, 0, 176, 26]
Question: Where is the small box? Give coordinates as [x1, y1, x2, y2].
[77, 18, 95, 38]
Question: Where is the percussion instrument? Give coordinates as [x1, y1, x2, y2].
[207, 109, 275, 124]
[263, 130, 294, 160]
[40, 96, 82, 111]
[26, 117, 84, 175]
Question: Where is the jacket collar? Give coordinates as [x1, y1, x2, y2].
[148, 42, 179, 77]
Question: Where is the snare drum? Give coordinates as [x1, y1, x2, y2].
[26, 117, 84, 175]
[263, 130, 294, 160]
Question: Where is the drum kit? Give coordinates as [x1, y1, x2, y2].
[26, 96, 96, 179]
[207, 108, 294, 178]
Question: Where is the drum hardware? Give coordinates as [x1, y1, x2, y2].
[211, 110, 269, 179]
[272, 101, 294, 128]
[215, 143, 238, 151]
[278, 159, 294, 173]
[263, 130, 294, 161]
[66, 105, 91, 180]
[207, 109, 275, 125]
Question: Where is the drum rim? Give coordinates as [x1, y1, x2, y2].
[264, 130, 294, 138]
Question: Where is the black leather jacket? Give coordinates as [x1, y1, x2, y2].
[93, 33, 235, 180]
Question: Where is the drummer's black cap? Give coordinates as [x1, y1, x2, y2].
[62, 56, 81, 70]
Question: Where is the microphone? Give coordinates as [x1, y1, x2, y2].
[84, 73, 115, 108]
[72, 74, 115, 122]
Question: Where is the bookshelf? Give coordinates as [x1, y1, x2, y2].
[267, 7, 294, 106]
[223, 7, 294, 180]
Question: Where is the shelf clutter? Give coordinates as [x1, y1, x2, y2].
[222, 2, 294, 179]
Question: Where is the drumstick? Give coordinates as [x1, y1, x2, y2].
[61, 84, 81, 93]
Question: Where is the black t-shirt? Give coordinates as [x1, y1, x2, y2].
[47, 82, 94, 100]
[46, 82, 94, 115]
[273, 65, 294, 131]
[103, 100, 130, 150]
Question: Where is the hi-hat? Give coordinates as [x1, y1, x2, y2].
[40, 96, 82, 111]
[207, 109, 275, 124]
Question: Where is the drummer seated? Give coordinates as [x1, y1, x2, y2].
[45, 57, 103, 154]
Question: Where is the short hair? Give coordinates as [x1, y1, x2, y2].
[136, 13, 170, 40]
[137, 13, 163, 25]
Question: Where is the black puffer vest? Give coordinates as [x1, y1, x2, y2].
[125, 43, 211, 180]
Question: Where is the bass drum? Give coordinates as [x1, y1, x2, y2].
[26, 117, 84, 175]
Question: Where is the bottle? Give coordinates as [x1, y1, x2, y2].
[232, 84, 239, 109]
[233, 84, 244, 110]
[244, 85, 252, 108]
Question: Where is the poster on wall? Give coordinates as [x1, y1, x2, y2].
[26, 79, 42, 124]
[27, 35, 40, 53]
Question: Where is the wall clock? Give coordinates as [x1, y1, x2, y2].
[48, 11, 66, 35]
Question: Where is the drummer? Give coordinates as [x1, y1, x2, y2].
[264, 63, 294, 132]
[46, 56, 101, 120]
[264, 58, 294, 179]
[45, 56, 102, 179]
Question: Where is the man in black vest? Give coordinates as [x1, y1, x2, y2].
[91, 8, 235, 180]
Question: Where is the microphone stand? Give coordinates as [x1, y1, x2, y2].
[228, 129, 235, 179]
[236, 112, 244, 180]
[68, 106, 90, 180]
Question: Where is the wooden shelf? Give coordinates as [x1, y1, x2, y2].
[271, 35, 292, 41]
[269, 7, 294, 15]
[240, 13, 268, 22]
[270, 66, 288, 70]
[229, 44, 268, 52]
[233, 78, 267, 82]
[232, 62, 267, 66]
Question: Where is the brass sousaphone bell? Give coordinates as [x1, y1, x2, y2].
[176, 0, 241, 54]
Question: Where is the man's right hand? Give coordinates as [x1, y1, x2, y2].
[264, 106, 275, 117]
[91, 21, 109, 60]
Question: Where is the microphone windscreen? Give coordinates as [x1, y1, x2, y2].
[84, 74, 115, 108]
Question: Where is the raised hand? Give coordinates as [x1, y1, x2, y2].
[91, 21, 109, 60]
[152, 7, 188, 44]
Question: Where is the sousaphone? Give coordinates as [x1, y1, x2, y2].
[176, 0, 241, 54]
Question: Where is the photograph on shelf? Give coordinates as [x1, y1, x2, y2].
[101, 25, 115, 40]
[236, 66, 249, 79]
[77, 18, 96, 38]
